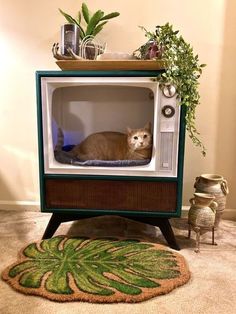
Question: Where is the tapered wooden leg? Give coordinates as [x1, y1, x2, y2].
[42, 213, 99, 239]
[127, 217, 180, 250]
[42, 214, 180, 250]
[42, 213, 62, 239]
[158, 219, 180, 250]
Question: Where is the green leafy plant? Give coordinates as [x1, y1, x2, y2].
[134, 23, 206, 156]
[59, 2, 120, 39]
[3, 236, 185, 301]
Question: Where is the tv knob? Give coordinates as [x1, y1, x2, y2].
[162, 84, 176, 98]
[162, 105, 175, 118]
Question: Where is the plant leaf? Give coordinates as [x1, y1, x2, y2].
[100, 12, 120, 21]
[85, 10, 104, 36]
[59, 8, 85, 38]
[76, 11, 82, 24]
[93, 21, 108, 37]
[58, 8, 79, 26]
[82, 2, 90, 24]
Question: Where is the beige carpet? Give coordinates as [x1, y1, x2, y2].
[0, 210, 236, 314]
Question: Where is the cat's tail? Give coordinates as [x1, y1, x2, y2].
[55, 127, 64, 151]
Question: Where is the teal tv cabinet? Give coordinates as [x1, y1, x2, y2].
[36, 68, 186, 250]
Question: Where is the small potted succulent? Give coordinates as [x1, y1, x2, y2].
[134, 23, 206, 155]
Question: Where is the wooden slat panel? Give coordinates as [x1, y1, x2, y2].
[45, 179, 177, 212]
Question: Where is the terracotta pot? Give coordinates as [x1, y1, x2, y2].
[194, 174, 229, 227]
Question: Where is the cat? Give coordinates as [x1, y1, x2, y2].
[55, 123, 153, 161]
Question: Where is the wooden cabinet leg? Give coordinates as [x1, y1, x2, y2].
[157, 219, 180, 251]
[42, 214, 62, 239]
[42, 213, 98, 239]
[42, 214, 180, 250]
[126, 217, 180, 250]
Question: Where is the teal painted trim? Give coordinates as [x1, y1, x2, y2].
[44, 174, 178, 182]
[36, 70, 164, 78]
[35, 72, 46, 212]
[36, 70, 186, 217]
[176, 105, 186, 216]
[41, 207, 178, 218]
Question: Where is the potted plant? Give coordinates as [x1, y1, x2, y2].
[59, 2, 120, 39]
[134, 23, 206, 156]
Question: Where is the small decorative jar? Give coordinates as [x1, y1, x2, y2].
[188, 193, 217, 228]
[194, 174, 229, 227]
[188, 192, 218, 252]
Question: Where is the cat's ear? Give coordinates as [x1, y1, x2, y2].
[144, 122, 151, 131]
[126, 127, 132, 134]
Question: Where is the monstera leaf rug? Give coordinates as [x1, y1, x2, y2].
[2, 236, 190, 303]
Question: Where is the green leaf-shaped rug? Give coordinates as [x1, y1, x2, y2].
[2, 236, 190, 302]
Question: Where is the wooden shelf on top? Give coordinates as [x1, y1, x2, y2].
[56, 60, 165, 71]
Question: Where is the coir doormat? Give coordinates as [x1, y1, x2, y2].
[2, 236, 190, 303]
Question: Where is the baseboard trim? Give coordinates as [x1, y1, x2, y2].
[0, 200, 40, 211]
[0, 202, 235, 221]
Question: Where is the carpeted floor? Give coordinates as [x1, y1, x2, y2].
[0, 210, 236, 314]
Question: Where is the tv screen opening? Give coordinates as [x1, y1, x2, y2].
[40, 77, 180, 177]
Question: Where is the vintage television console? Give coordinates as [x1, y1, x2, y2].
[36, 66, 186, 250]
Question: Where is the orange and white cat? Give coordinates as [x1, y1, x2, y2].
[56, 123, 153, 161]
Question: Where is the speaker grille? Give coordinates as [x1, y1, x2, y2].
[159, 132, 174, 171]
[45, 179, 177, 213]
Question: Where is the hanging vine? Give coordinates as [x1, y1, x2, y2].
[134, 23, 206, 156]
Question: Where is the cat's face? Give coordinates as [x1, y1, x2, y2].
[127, 123, 152, 151]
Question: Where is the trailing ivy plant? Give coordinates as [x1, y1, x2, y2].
[134, 23, 206, 156]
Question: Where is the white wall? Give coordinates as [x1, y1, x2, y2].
[0, 0, 235, 216]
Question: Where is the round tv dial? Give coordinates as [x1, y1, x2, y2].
[162, 84, 176, 98]
[162, 105, 175, 118]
